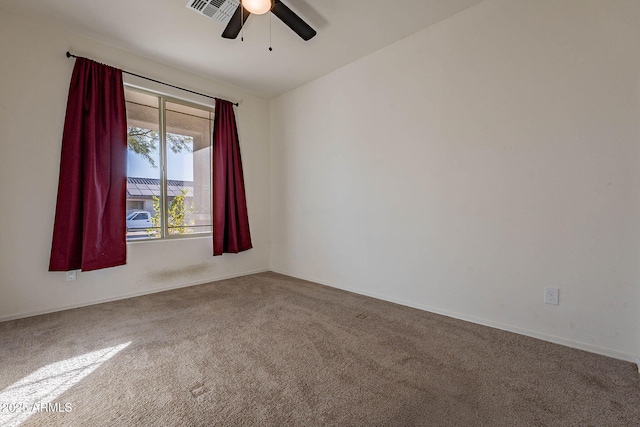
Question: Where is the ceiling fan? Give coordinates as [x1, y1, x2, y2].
[186, 0, 316, 41]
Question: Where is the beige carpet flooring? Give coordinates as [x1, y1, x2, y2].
[0, 272, 638, 426]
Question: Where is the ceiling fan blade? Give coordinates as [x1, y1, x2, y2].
[271, 0, 316, 41]
[221, 5, 250, 39]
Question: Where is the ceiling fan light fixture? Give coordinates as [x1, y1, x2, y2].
[242, 0, 273, 15]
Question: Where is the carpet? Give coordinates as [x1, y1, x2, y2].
[0, 272, 638, 426]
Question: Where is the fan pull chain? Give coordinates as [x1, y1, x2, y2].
[241, 2, 244, 42]
[269, 11, 273, 51]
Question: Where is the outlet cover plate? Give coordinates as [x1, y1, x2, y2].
[544, 287, 559, 305]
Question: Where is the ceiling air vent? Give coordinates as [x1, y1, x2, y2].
[186, 0, 239, 23]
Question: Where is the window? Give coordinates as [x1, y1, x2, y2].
[125, 87, 213, 241]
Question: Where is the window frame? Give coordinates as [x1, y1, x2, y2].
[124, 84, 214, 242]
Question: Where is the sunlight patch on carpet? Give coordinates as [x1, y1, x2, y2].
[0, 342, 131, 426]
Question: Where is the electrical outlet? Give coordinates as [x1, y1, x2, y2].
[544, 287, 559, 305]
[66, 270, 77, 281]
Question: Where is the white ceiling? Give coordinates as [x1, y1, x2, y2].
[2, 0, 485, 98]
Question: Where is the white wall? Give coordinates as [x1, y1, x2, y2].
[0, 11, 271, 320]
[270, 0, 640, 362]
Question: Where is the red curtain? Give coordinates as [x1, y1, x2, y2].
[49, 57, 127, 272]
[212, 99, 253, 255]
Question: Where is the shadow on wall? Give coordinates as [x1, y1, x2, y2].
[147, 262, 217, 283]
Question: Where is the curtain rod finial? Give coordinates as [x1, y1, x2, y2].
[66, 51, 71, 58]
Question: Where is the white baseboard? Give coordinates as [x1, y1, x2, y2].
[271, 269, 640, 365]
[0, 268, 269, 323]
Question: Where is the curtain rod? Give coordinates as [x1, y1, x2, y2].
[65, 51, 239, 107]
